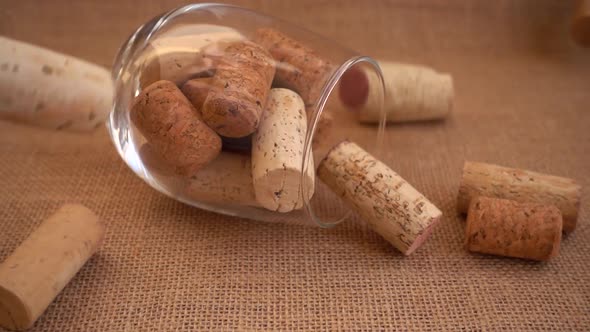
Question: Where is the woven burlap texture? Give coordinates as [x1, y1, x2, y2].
[1, 0, 589, 330]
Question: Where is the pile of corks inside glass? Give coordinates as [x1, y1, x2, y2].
[131, 27, 581, 261]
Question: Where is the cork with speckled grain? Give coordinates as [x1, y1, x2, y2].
[130, 80, 222, 177]
[201, 41, 275, 138]
[458, 161, 581, 233]
[253, 28, 335, 107]
[465, 197, 563, 261]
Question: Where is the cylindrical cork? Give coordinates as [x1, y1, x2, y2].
[0, 204, 105, 331]
[253, 28, 335, 106]
[339, 61, 453, 123]
[181, 77, 213, 112]
[465, 197, 562, 261]
[184, 152, 260, 207]
[131, 80, 222, 176]
[202, 41, 275, 138]
[572, 0, 590, 47]
[252, 88, 315, 212]
[0, 36, 112, 132]
[182, 76, 253, 153]
[457, 161, 582, 233]
[317, 141, 442, 255]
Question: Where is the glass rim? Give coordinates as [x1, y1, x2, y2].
[302, 55, 386, 228]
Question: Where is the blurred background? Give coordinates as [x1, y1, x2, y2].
[1, 1, 588, 67]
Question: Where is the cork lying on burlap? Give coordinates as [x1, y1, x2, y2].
[465, 197, 563, 261]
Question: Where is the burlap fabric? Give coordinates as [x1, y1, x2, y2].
[1, 0, 589, 330]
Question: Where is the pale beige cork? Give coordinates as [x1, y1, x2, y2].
[317, 141, 442, 255]
[457, 161, 581, 233]
[340, 61, 453, 123]
[465, 197, 563, 261]
[0, 204, 105, 331]
[251, 88, 315, 212]
[0, 36, 112, 131]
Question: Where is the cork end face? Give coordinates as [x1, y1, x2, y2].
[0, 286, 33, 331]
[56, 203, 106, 252]
[563, 182, 582, 233]
[202, 95, 259, 138]
[404, 212, 443, 256]
[546, 206, 563, 261]
[546, 238, 561, 261]
[338, 66, 369, 108]
[254, 168, 305, 213]
[441, 74, 454, 117]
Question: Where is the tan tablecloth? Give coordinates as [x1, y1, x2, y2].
[0, 1, 589, 330]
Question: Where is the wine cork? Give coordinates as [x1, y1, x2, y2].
[131, 80, 222, 176]
[0, 204, 105, 331]
[180, 76, 256, 155]
[139, 143, 257, 204]
[182, 78, 254, 153]
[139, 29, 244, 88]
[572, 0, 590, 47]
[0, 37, 112, 132]
[465, 197, 562, 261]
[253, 28, 335, 106]
[184, 152, 260, 207]
[339, 61, 453, 123]
[180, 77, 255, 156]
[317, 141, 442, 255]
[202, 41, 275, 138]
[181, 77, 213, 112]
[457, 161, 582, 233]
[252, 88, 315, 212]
